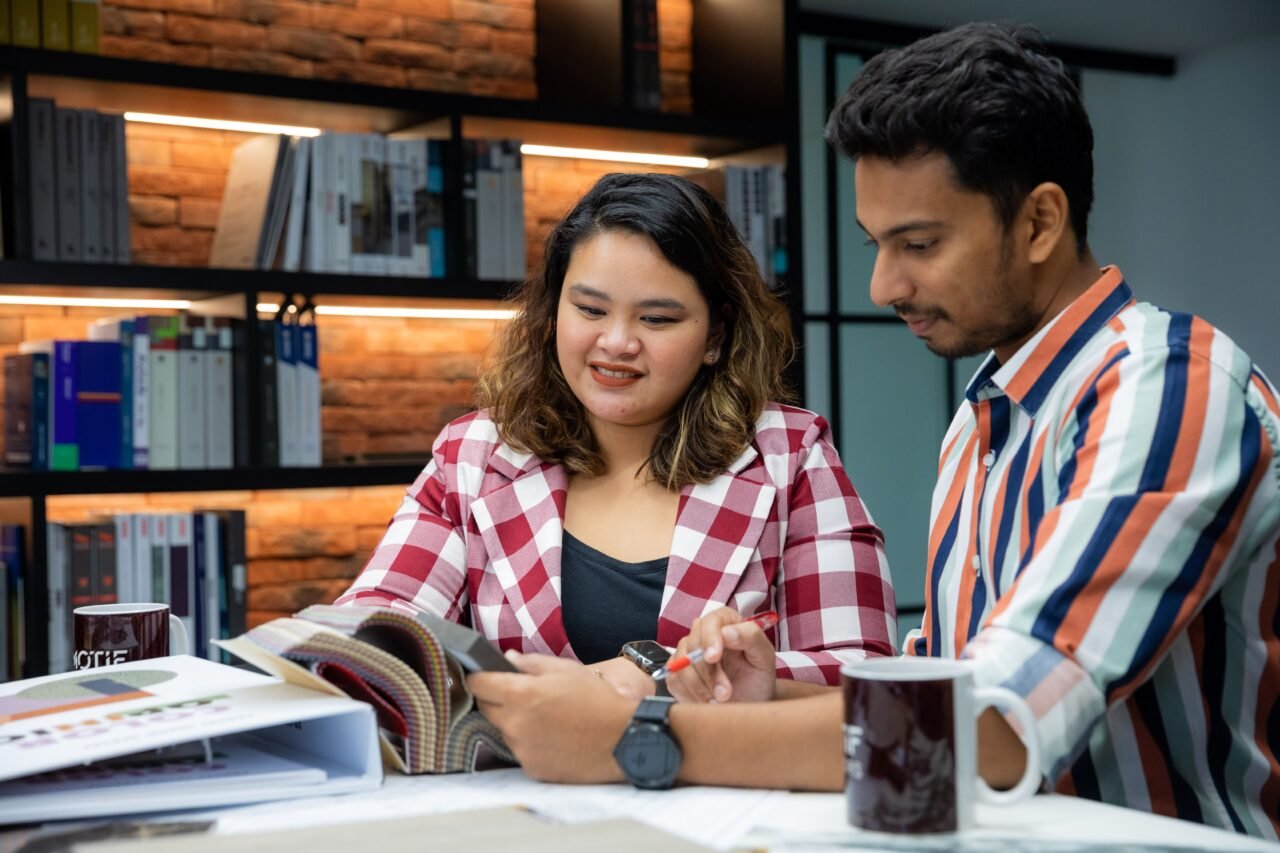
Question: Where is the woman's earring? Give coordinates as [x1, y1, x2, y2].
[704, 348, 720, 365]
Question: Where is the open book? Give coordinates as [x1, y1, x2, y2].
[217, 604, 515, 775]
[0, 656, 381, 824]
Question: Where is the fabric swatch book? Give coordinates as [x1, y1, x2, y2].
[216, 604, 515, 775]
[0, 655, 381, 825]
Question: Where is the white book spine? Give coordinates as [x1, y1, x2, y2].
[297, 324, 321, 466]
[202, 511, 222, 661]
[113, 515, 133, 604]
[150, 514, 170, 605]
[205, 320, 234, 469]
[275, 322, 299, 467]
[177, 321, 207, 469]
[476, 142, 504, 281]
[46, 523, 69, 673]
[503, 140, 525, 281]
[132, 322, 150, 468]
[329, 133, 351, 274]
[407, 140, 430, 278]
[131, 514, 152, 608]
[148, 338, 179, 470]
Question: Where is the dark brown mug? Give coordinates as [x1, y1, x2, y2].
[841, 658, 1041, 834]
[72, 603, 190, 671]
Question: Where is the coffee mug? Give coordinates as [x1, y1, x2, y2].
[841, 657, 1041, 834]
[73, 603, 191, 670]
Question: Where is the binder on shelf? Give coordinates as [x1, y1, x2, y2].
[69, 0, 99, 53]
[53, 107, 81, 262]
[297, 319, 321, 467]
[257, 318, 280, 467]
[113, 514, 133, 604]
[40, 0, 69, 50]
[78, 108, 102, 263]
[147, 316, 180, 470]
[11, 0, 38, 47]
[275, 318, 298, 467]
[329, 131, 351, 274]
[206, 317, 235, 469]
[475, 140, 504, 281]
[176, 315, 207, 469]
[149, 513, 170, 605]
[74, 340, 122, 470]
[131, 315, 151, 468]
[27, 98, 58, 261]
[45, 522, 69, 674]
[111, 114, 130, 263]
[193, 511, 222, 662]
[91, 521, 118, 606]
[87, 317, 134, 469]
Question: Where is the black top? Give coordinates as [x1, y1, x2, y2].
[560, 530, 668, 665]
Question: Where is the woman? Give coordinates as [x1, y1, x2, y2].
[336, 172, 896, 695]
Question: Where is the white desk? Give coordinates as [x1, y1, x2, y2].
[4, 769, 1276, 852]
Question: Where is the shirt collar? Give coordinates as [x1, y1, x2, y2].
[965, 266, 1133, 415]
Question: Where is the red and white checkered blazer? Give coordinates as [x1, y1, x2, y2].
[336, 403, 898, 683]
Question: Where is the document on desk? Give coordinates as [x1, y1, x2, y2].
[0, 656, 382, 825]
[208, 768, 785, 849]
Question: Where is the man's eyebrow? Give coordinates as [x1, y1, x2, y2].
[568, 284, 686, 311]
[856, 219, 945, 240]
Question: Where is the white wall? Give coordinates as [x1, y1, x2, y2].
[1085, 34, 1280, 376]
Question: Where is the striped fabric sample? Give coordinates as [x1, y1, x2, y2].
[244, 604, 513, 774]
[904, 267, 1280, 838]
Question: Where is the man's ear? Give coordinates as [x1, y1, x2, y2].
[1023, 182, 1071, 264]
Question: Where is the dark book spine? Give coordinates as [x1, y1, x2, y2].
[32, 353, 50, 471]
[75, 341, 123, 470]
[462, 140, 478, 280]
[69, 525, 94, 610]
[219, 509, 247, 641]
[3, 355, 34, 467]
[92, 522, 118, 605]
[192, 513, 207, 660]
[232, 319, 251, 468]
[257, 319, 280, 467]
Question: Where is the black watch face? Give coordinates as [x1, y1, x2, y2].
[614, 724, 681, 788]
[623, 641, 671, 674]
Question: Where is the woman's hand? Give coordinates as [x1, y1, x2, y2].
[666, 607, 778, 704]
[590, 655, 659, 700]
[469, 653, 632, 783]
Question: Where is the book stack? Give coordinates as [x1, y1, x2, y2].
[461, 139, 526, 282]
[6, 0, 101, 52]
[0, 525, 25, 682]
[211, 132, 449, 279]
[690, 165, 789, 287]
[27, 98, 128, 263]
[3, 312, 321, 471]
[38, 509, 248, 673]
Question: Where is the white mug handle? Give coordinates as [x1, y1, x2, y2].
[973, 685, 1042, 805]
[168, 615, 191, 656]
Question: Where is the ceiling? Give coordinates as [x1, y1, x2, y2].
[799, 0, 1280, 58]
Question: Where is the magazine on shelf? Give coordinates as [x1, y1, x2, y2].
[217, 604, 516, 775]
[0, 655, 381, 825]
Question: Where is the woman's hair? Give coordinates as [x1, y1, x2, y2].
[825, 22, 1094, 255]
[476, 171, 795, 489]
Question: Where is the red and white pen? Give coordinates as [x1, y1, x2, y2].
[651, 610, 780, 681]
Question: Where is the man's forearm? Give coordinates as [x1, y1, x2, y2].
[671, 692, 845, 790]
[775, 677, 837, 700]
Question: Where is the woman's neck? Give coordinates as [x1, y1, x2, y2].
[589, 417, 664, 484]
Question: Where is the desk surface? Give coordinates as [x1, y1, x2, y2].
[4, 769, 1276, 852]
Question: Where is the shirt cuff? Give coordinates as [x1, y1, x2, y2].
[962, 626, 1107, 783]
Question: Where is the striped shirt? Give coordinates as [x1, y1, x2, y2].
[904, 266, 1280, 838]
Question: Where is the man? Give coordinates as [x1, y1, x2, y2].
[470, 22, 1280, 838]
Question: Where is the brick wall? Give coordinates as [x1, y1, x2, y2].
[100, 0, 693, 109]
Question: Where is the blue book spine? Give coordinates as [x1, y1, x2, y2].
[427, 139, 446, 278]
[51, 342, 79, 471]
[32, 353, 50, 471]
[192, 513, 208, 660]
[75, 341, 123, 469]
[119, 320, 134, 469]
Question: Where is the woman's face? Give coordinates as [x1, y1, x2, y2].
[556, 230, 717, 434]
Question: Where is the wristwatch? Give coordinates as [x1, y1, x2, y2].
[613, 697, 682, 790]
[620, 640, 673, 698]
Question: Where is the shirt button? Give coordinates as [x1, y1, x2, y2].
[971, 554, 981, 572]
[982, 451, 996, 468]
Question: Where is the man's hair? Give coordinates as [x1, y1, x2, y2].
[476, 172, 794, 489]
[825, 22, 1094, 254]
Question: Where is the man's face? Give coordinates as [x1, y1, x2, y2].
[855, 153, 1038, 359]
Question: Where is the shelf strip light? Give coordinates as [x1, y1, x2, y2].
[257, 303, 516, 320]
[125, 112, 323, 137]
[0, 295, 193, 310]
[520, 144, 709, 169]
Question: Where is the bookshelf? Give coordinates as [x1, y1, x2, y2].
[0, 0, 789, 677]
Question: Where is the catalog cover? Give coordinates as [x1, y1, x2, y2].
[0, 655, 381, 824]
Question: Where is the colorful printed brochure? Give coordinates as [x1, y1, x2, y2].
[0, 655, 381, 824]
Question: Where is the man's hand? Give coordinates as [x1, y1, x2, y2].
[591, 655, 658, 700]
[468, 653, 634, 784]
[666, 607, 777, 704]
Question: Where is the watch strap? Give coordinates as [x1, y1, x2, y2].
[632, 696, 675, 725]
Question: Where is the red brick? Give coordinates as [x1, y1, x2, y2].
[657, 0, 691, 27]
[365, 431, 439, 457]
[171, 140, 235, 171]
[0, 318, 23, 346]
[250, 526, 357, 559]
[311, 5, 402, 38]
[661, 70, 690, 97]
[451, 0, 532, 30]
[467, 77, 536, 99]
[267, 25, 360, 61]
[215, 0, 311, 27]
[491, 29, 533, 58]
[403, 16, 459, 47]
[167, 13, 267, 48]
[355, 0, 448, 16]
[126, 137, 172, 166]
[363, 326, 470, 355]
[306, 499, 398, 526]
[246, 610, 288, 629]
[246, 501, 302, 527]
[248, 555, 365, 585]
[323, 432, 370, 461]
[406, 68, 466, 93]
[130, 196, 178, 226]
[179, 197, 220, 228]
[210, 46, 315, 76]
[101, 8, 166, 37]
[107, 0, 215, 13]
[247, 582, 337, 611]
[101, 34, 211, 65]
[660, 48, 691, 73]
[452, 49, 532, 78]
[128, 165, 225, 198]
[131, 225, 214, 257]
[313, 60, 407, 88]
[362, 38, 452, 69]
